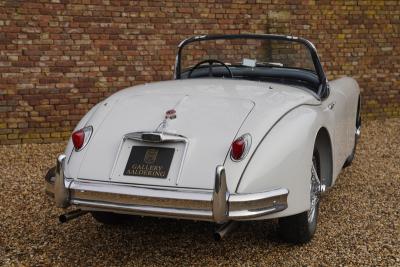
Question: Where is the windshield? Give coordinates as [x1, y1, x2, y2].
[181, 38, 316, 73]
[175, 35, 325, 91]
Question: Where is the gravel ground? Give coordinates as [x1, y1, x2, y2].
[0, 119, 399, 266]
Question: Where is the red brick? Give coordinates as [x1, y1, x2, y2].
[0, 0, 398, 144]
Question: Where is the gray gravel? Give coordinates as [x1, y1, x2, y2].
[1, 119, 399, 266]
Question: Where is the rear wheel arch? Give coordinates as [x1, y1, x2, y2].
[314, 127, 333, 187]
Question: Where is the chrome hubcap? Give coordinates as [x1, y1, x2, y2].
[308, 163, 321, 223]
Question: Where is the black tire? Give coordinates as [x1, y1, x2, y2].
[91, 211, 129, 225]
[278, 209, 318, 244]
[278, 150, 321, 244]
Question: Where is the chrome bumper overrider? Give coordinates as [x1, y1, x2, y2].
[46, 154, 289, 223]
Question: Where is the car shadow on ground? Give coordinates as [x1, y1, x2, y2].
[49, 213, 289, 264]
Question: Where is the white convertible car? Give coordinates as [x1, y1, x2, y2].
[45, 34, 361, 243]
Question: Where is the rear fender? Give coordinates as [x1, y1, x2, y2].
[63, 100, 116, 179]
[236, 105, 322, 219]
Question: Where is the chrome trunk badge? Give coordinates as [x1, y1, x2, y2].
[165, 109, 177, 120]
[155, 109, 177, 133]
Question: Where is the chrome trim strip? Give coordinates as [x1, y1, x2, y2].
[75, 178, 212, 193]
[54, 154, 69, 208]
[212, 166, 229, 223]
[69, 179, 212, 210]
[229, 188, 288, 219]
[72, 199, 213, 220]
[124, 131, 188, 143]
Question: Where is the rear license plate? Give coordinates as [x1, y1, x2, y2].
[124, 146, 174, 178]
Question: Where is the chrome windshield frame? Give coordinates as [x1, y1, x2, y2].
[174, 34, 328, 98]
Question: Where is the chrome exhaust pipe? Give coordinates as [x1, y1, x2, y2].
[59, 209, 88, 223]
[213, 221, 238, 241]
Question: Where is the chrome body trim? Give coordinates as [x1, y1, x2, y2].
[228, 188, 289, 219]
[212, 166, 229, 223]
[47, 154, 289, 222]
[124, 131, 188, 144]
[54, 154, 69, 208]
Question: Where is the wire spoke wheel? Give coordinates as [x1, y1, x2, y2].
[308, 158, 321, 223]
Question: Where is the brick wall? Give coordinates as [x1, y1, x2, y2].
[0, 0, 399, 144]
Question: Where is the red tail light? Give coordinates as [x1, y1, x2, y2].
[72, 126, 93, 151]
[230, 134, 252, 161]
[231, 138, 245, 160]
[72, 129, 85, 150]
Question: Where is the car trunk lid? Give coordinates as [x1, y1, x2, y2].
[77, 94, 254, 190]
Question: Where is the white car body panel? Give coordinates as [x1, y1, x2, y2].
[328, 77, 360, 182]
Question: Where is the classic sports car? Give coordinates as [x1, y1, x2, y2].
[45, 34, 361, 244]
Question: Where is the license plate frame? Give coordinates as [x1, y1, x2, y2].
[123, 146, 174, 179]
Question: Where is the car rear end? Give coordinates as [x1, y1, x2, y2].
[45, 89, 289, 223]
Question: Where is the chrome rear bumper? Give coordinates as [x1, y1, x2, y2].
[46, 154, 288, 223]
